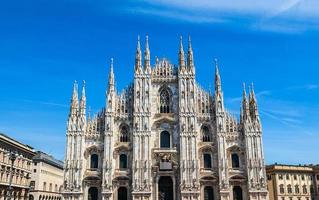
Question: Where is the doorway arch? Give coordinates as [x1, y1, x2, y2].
[118, 187, 127, 200]
[233, 186, 243, 200]
[88, 187, 98, 200]
[158, 176, 173, 200]
[204, 186, 214, 200]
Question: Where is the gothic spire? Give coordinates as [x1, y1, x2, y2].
[179, 35, 185, 70]
[107, 58, 115, 94]
[79, 80, 86, 116]
[214, 59, 221, 93]
[144, 35, 151, 72]
[70, 80, 79, 115]
[241, 82, 250, 122]
[135, 35, 142, 72]
[249, 83, 259, 119]
[187, 35, 194, 71]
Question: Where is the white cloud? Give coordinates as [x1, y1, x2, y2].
[125, 0, 319, 33]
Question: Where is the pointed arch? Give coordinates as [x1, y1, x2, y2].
[159, 87, 171, 113]
[119, 124, 129, 142]
[201, 125, 211, 142]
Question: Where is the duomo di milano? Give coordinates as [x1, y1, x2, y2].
[63, 36, 269, 200]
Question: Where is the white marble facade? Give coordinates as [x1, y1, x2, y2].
[62, 36, 269, 200]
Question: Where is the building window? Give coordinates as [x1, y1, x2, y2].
[49, 183, 52, 192]
[119, 154, 127, 169]
[287, 185, 292, 194]
[233, 186, 243, 200]
[286, 174, 290, 180]
[231, 153, 239, 168]
[294, 174, 297, 180]
[30, 181, 35, 190]
[281, 197, 285, 200]
[317, 175, 319, 180]
[301, 175, 305, 180]
[295, 185, 299, 194]
[267, 175, 271, 180]
[55, 184, 58, 192]
[160, 131, 170, 148]
[310, 185, 314, 194]
[43, 182, 47, 191]
[204, 186, 214, 200]
[303, 185, 307, 194]
[160, 89, 170, 113]
[279, 184, 284, 194]
[33, 169, 36, 173]
[90, 154, 99, 169]
[120, 126, 129, 142]
[201, 126, 211, 142]
[203, 154, 212, 169]
[279, 174, 283, 180]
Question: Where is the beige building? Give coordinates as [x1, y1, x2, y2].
[29, 151, 63, 200]
[266, 164, 319, 200]
[0, 133, 36, 200]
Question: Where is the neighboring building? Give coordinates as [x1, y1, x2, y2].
[266, 164, 319, 200]
[29, 151, 64, 200]
[63, 36, 269, 200]
[311, 166, 319, 200]
[0, 133, 36, 200]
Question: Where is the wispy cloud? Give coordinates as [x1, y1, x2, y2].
[121, 0, 319, 33]
[22, 99, 68, 108]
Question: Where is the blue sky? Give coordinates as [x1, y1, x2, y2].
[0, 0, 318, 164]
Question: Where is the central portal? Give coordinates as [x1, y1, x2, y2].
[158, 176, 173, 200]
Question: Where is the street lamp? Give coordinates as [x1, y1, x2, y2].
[6, 151, 19, 200]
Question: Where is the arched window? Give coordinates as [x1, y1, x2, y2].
[287, 185, 292, 194]
[118, 187, 127, 200]
[160, 131, 170, 148]
[90, 154, 98, 169]
[202, 126, 211, 142]
[120, 126, 129, 142]
[204, 154, 212, 169]
[233, 186, 243, 200]
[204, 186, 214, 200]
[303, 185, 307, 194]
[231, 153, 240, 168]
[160, 89, 170, 113]
[279, 184, 284, 194]
[43, 182, 47, 191]
[119, 154, 127, 169]
[88, 187, 98, 200]
[295, 185, 299, 193]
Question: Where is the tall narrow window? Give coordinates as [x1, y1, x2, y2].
[202, 126, 211, 142]
[90, 154, 98, 169]
[119, 154, 127, 169]
[204, 186, 214, 200]
[233, 186, 243, 200]
[120, 126, 129, 142]
[160, 89, 170, 113]
[287, 185, 292, 194]
[231, 153, 240, 168]
[279, 184, 284, 194]
[160, 131, 170, 148]
[204, 154, 212, 169]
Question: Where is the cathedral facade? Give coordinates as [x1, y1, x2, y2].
[62, 36, 269, 200]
